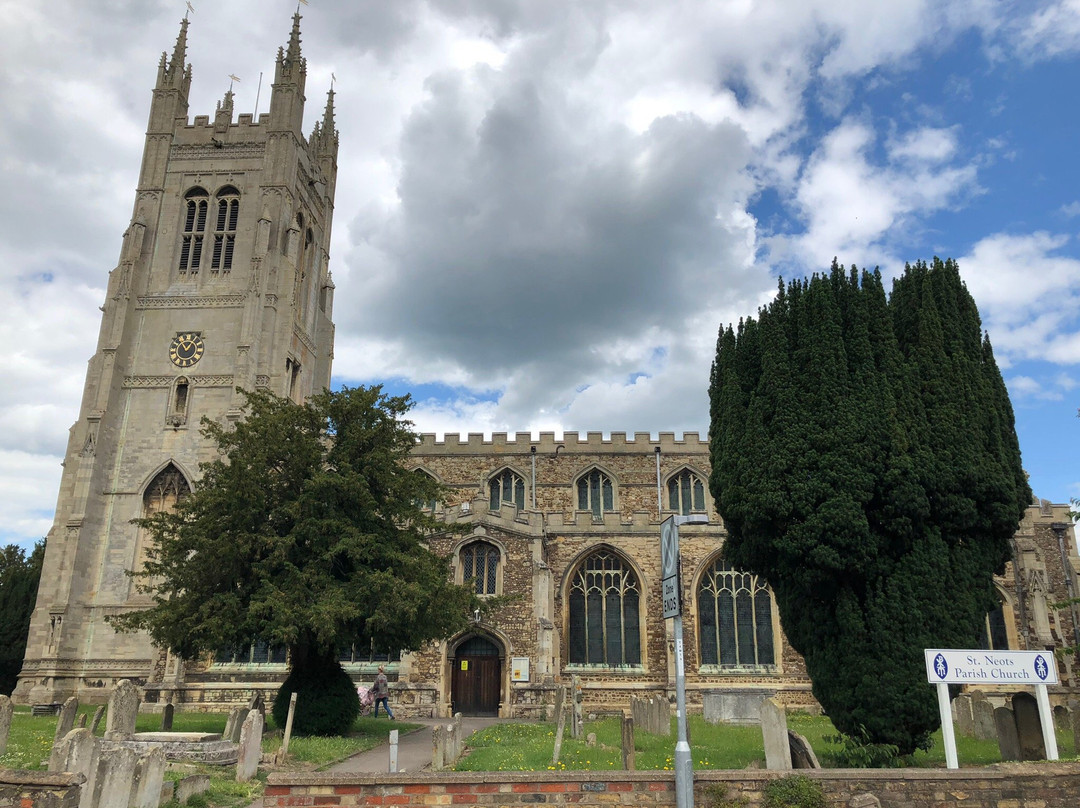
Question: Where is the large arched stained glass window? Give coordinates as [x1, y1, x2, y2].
[698, 559, 775, 668]
[668, 469, 705, 515]
[568, 551, 641, 666]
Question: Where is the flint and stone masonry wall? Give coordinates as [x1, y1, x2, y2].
[265, 764, 1080, 808]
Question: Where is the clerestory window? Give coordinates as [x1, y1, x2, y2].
[576, 469, 614, 519]
[668, 469, 706, 515]
[489, 469, 525, 511]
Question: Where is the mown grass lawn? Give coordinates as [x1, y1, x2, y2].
[454, 712, 1080, 772]
[0, 706, 413, 808]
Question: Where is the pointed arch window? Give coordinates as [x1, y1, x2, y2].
[568, 550, 641, 666]
[668, 469, 706, 515]
[489, 469, 525, 511]
[135, 464, 191, 573]
[413, 469, 439, 513]
[210, 186, 240, 272]
[698, 559, 775, 668]
[461, 541, 500, 596]
[576, 469, 614, 519]
[983, 591, 1010, 651]
[179, 188, 209, 275]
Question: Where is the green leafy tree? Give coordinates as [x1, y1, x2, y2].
[709, 258, 1030, 754]
[112, 386, 482, 735]
[0, 540, 45, 695]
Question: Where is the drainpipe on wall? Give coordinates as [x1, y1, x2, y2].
[655, 446, 662, 518]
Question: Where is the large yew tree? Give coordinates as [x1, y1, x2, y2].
[113, 386, 480, 734]
[709, 259, 1030, 754]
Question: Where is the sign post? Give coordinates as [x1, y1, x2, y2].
[661, 514, 706, 808]
[925, 649, 1059, 768]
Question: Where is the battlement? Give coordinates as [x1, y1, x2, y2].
[415, 431, 708, 454]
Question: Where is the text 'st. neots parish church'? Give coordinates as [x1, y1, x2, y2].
[16, 14, 1080, 718]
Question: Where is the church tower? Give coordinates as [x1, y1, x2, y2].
[15, 14, 338, 703]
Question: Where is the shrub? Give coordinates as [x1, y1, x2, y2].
[763, 775, 826, 808]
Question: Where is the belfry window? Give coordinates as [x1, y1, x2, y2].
[576, 469, 614, 519]
[461, 541, 500, 596]
[698, 559, 775, 668]
[489, 469, 525, 511]
[179, 188, 209, 275]
[668, 469, 706, 515]
[568, 550, 641, 666]
[210, 187, 240, 272]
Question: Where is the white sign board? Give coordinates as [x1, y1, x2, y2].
[925, 649, 1059, 685]
[660, 517, 681, 618]
[511, 657, 530, 682]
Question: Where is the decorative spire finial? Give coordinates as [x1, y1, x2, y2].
[168, 17, 189, 76]
[286, 11, 303, 63]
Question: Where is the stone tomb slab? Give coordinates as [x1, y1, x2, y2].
[100, 732, 237, 765]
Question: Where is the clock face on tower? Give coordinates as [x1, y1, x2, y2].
[169, 332, 205, 368]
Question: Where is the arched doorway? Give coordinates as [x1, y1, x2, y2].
[451, 635, 502, 716]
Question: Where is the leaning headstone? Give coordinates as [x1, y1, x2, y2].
[971, 693, 996, 741]
[54, 696, 80, 744]
[51, 729, 100, 808]
[225, 706, 246, 743]
[235, 709, 264, 782]
[760, 697, 791, 771]
[92, 747, 138, 808]
[788, 730, 820, 769]
[551, 686, 567, 764]
[160, 703, 174, 732]
[994, 706, 1021, 762]
[104, 680, 140, 740]
[130, 747, 166, 808]
[0, 694, 13, 756]
[1054, 704, 1069, 731]
[90, 705, 106, 735]
[1012, 692, 1047, 761]
[952, 694, 974, 737]
[76, 713, 88, 729]
[175, 774, 210, 803]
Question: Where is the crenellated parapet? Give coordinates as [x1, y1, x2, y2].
[415, 431, 709, 455]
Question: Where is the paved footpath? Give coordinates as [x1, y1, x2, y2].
[327, 716, 504, 774]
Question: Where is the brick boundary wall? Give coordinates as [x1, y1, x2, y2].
[266, 763, 1080, 808]
[0, 770, 84, 808]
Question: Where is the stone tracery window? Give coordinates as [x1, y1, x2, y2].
[489, 469, 525, 511]
[567, 550, 641, 666]
[576, 468, 614, 519]
[698, 558, 775, 668]
[135, 464, 191, 572]
[210, 186, 240, 272]
[668, 469, 706, 515]
[461, 540, 500, 596]
[178, 188, 209, 275]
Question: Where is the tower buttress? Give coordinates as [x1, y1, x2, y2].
[268, 12, 307, 135]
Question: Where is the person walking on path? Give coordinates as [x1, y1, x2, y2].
[373, 664, 394, 720]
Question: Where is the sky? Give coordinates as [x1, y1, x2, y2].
[3, 0, 1080, 551]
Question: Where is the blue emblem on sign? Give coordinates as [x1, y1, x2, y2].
[933, 653, 948, 680]
[1034, 654, 1049, 681]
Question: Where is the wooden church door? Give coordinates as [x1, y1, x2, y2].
[451, 635, 502, 716]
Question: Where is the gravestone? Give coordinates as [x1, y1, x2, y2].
[760, 697, 791, 770]
[159, 780, 174, 804]
[54, 696, 79, 744]
[788, 730, 820, 769]
[971, 693, 996, 741]
[631, 695, 671, 736]
[93, 747, 137, 808]
[50, 729, 100, 808]
[1053, 704, 1069, 731]
[621, 715, 635, 771]
[1012, 692, 1046, 761]
[104, 680, 140, 740]
[0, 694, 13, 756]
[952, 694, 974, 737]
[224, 707, 245, 743]
[130, 747, 166, 808]
[994, 706, 1021, 762]
[235, 709, 264, 782]
[571, 675, 583, 739]
[76, 713, 87, 729]
[551, 686, 567, 764]
[431, 723, 448, 770]
[175, 774, 210, 803]
[160, 703, 174, 732]
[90, 705, 106, 735]
[703, 689, 772, 725]
[586, 732, 597, 747]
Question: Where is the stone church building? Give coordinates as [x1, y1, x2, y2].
[15, 15, 1080, 718]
